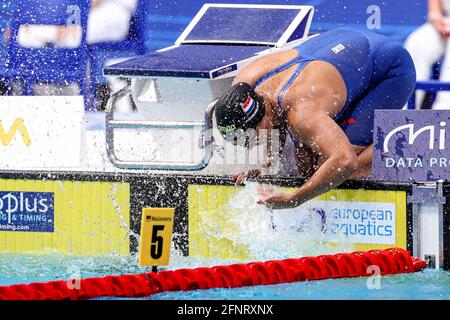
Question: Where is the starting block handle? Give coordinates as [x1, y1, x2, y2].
[105, 85, 215, 170]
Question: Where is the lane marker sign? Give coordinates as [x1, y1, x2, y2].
[139, 208, 175, 268]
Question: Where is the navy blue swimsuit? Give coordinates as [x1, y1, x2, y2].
[254, 27, 416, 146]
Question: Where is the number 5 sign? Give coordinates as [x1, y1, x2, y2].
[139, 208, 175, 267]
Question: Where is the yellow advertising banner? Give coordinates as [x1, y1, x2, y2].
[188, 184, 407, 260]
[0, 179, 130, 255]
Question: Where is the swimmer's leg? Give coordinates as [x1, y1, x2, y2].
[339, 47, 416, 147]
[337, 48, 415, 178]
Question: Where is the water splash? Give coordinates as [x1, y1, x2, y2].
[108, 184, 140, 244]
[197, 182, 354, 262]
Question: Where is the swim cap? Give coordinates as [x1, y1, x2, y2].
[215, 82, 266, 140]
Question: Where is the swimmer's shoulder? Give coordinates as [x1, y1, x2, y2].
[233, 49, 299, 86]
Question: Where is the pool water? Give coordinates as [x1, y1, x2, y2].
[149, 269, 450, 300]
[1, 253, 449, 300]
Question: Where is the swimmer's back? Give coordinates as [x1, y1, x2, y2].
[296, 27, 405, 106]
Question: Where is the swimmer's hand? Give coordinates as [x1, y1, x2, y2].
[231, 169, 261, 185]
[256, 185, 298, 210]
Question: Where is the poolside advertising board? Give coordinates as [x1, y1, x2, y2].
[373, 110, 450, 182]
[0, 172, 410, 260]
[0, 96, 86, 170]
[188, 185, 407, 260]
[0, 178, 130, 255]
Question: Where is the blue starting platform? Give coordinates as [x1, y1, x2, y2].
[104, 4, 315, 171]
[104, 4, 314, 79]
[104, 44, 273, 79]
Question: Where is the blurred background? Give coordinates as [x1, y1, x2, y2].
[0, 0, 433, 111]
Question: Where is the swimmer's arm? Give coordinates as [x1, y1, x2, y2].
[264, 125, 287, 171]
[92, 0, 102, 7]
[349, 145, 373, 180]
[3, 26, 11, 44]
[288, 111, 358, 206]
[428, 0, 449, 36]
[232, 67, 260, 87]
[258, 109, 358, 209]
[232, 127, 286, 185]
[232, 55, 282, 87]
[429, 0, 444, 20]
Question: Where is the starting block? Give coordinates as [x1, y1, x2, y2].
[104, 3, 314, 171]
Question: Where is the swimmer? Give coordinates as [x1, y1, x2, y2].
[214, 27, 416, 210]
